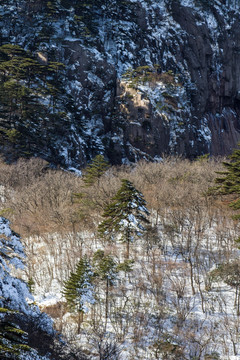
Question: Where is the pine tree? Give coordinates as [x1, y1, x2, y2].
[93, 250, 118, 328]
[213, 145, 240, 202]
[62, 256, 95, 333]
[83, 154, 110, 186]
[211, 144, 240, 214]
[98, 179, 150, 258]
[72, 155, 110, 226]
[210, 261, 240, 316]
[211, 144, 240, 243]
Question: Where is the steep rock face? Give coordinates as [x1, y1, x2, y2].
[0, 0, 240, 167]
[168, 1, 240, 156]
[112, 0, 240, 160]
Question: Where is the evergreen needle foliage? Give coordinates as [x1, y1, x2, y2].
[211, 144, 240, 212]
[211, 144, 240, 242]
[93, 250, 118, 285]
[93, 250, 118, 326]
[83, 154, 110, 186]
[213, 146, 240, 199]
[98, 179, 149, 258]
[0, 307, 31, 359]
[62, 256, 95, 331]
[0, 43, 83, 164]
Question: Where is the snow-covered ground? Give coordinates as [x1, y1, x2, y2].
[25, 208, 240, 359]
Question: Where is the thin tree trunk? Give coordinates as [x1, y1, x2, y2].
[77, 311, 83, 334]
[126, 228, 130, 259]
[105, 279, 109, 331]
[237, 287, 240, 316]
[189, 257, 195, 295]
[126, 239, 130, 259]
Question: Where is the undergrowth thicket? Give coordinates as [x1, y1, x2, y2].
[1, 156, 240, 359]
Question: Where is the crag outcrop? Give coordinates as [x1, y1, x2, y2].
[0, 0, 240, 167]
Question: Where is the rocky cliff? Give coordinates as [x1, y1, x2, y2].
[0, 0, 240, 168]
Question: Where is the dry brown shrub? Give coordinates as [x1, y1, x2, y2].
[1, 163, 81, 235]
[128, 157, 225, 213]
[0, 157, 49, 189]
[0, 155, 232, 239]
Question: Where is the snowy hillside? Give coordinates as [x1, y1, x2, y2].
[1, 156, 240, 359]
[0, 0, 240, 167]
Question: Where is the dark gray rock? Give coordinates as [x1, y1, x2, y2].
[1, 0, 240, 167]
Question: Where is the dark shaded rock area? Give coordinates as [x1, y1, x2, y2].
[1, 0, 240, 167]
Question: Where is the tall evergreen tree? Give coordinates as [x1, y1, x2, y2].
[93, 250, 118, 328]
[62, 256, 95, 333]
[211, 144, 240, 213]
[83, 154, 110, 186]
[98, 179, 150, 258]
[210, 261, 240, 315]
[73, 155, 110, 226]
[211, 144, 240, 242]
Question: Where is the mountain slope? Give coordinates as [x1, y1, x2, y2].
[1, 0, 240, 167]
